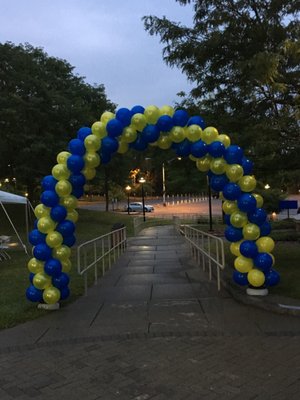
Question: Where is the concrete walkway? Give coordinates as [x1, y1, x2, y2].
[1, 226, 300, 399]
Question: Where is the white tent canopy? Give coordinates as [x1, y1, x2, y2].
[0, 190, 33, 254]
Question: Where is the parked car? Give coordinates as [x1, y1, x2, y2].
[126, 202, 154, 212]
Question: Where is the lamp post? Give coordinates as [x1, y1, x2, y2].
[207, 176, 213, 231]
[125, 185, 131, 215]
[139, 177, 146, 222]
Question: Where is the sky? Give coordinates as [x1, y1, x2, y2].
[0, 0, 195, 109]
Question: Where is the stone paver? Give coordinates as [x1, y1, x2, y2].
[0, 225, 300, 399]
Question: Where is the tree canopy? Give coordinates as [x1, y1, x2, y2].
[143, 0, 300, 192]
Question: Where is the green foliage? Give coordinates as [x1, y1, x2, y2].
[143, 1, 300, 190]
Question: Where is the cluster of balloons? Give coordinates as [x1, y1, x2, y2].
[26, 104, 280, 304]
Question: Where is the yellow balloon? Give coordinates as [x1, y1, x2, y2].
[230, 211, 248, 228]
[222, 200, 238, 214]
[60, 195, 78, 210]
[43, 286, 61, 304]
[52, 245, 71, 261]
[144, 105, 160, 124]
[226, 164, 244, 182]
[202, 126, 219, 144]
[91, 121, 107, 138]
[82, 167, 96, 180]
[55, 180, 72, 196]
[157, 135, 172, 149]
[243, 223, 260, 240]
[52, 164, 70, 180]
[57, 151, 71, 164]
[256, 237, 275, 253]
[238, 175, 257, 192]
[234, 255, 254, 273]
[186, 125, 202, 142]
[61, 258, 72, 273]
[100, 111, 115, 125]
[37, 217, 56, 234]
[230, 241, 242, 257]
[196, 155, 212, 172]
[216, 134, 231, 148]
[247, 269, 265, 287]
[28, 258, 44, 274]
[66, 209, 78, 223]
[33, 272, 51, 290]
[34, 204, 50, 219]
[117, 140, 129, 154]
[84, 152, 100, 168]
[131, 113, 147, 131]
[189, 155, 198, 162]
[160, 105, 174, 117]
[46, 231, 63, 248]
[253, 193, 264, 208]
[121, 126, 137, 143]
[210, 158, 227, 175]
[170, 126, 185, 143]
[84, 135, 101, 151]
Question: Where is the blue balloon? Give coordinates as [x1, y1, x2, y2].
[67, 154, 85, 173]
[224, 214, 231, 225]
[265, 269, 280, 287]
[56, 220, 75, 237]
[208, 141, 225, 158]
[33, 243, 52, 261]
[26, 285, 43, 302]
[241, 157, 253, 175]
[141, 125, 160, 143]
[100, 151, 112, 164]
[77, 126, 92, 141]
[240, 240, 258, 258]
[130, 136, 148, 151]
[210, 174, 229, 192]
[63, 234, 76, 247]
[60, 286, 70, 300]
[44, 258, 62, 277]
[131, 105, 145, 114]
[254, 252, 273, 272]
[106, 118, 124, 137]
[50, 205, 67, 223]
[175, 139, 191, 157]
[28, 229, 46, 246]
[33, 219, 38, 229]
[29, 272, 35, 284]
[52, 272, 70, 289]
[187, 116, 206, 129]
[190, 140, 208, 158]
[172, 109, 189, 127]
[68, 138, 86, 156]
[260, 221, 272, 236]
[225, 226, 243, 242]
[248, 208, 267, 226]
[40, 190, 59, 207]
[233, 271, 249, 286]
[237, 193, 257, 213]
[41, 175, 58, 191]
[116, 108, 132, 126]
[222, 183, 242, 201]
[72, 187, 84, 199]
[156, 115, 174, 132]
[69, 173, 86, 188]
[224, 145, 243, 164]
[101, 136, 119, 154]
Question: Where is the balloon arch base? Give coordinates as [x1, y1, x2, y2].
[246, 287, 269, 296]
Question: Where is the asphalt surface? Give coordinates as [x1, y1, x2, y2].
[1, 225, 300, 399]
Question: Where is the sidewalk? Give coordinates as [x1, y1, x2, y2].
[0, 225, 300, 399]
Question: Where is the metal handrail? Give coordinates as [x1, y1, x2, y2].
[180, 225, 225, 291]
[77, 226, 127, 295]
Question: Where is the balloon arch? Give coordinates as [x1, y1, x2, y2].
[26, 105, 280, 305]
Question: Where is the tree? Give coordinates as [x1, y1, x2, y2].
[0, 42, 115, 199]
[143, 1, 300, 191]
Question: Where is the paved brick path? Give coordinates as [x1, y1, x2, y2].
[1, 226, 300, 399]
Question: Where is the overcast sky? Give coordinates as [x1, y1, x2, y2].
[0, 0, 195, 109]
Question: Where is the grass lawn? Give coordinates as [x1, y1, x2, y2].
[0, 207, 299, 330]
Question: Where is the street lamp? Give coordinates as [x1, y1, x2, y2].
[125, 185, 131, 215]
[207, 176, 213, 232]
[139, 177, 146, 222]
[162, 158, 181, 206]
